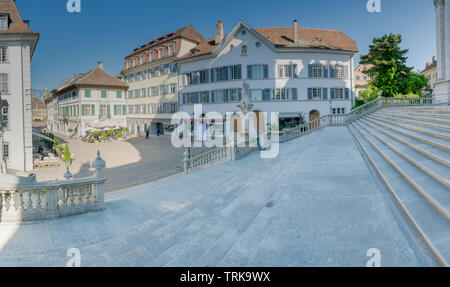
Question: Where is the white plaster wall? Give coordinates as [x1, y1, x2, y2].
[178, 25, 354, 119]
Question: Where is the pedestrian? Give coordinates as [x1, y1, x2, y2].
[157, 127, 161, 137]
[145, 128, 150, 140]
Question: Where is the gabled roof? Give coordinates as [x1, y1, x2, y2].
[56, 65, 128, 94]
[179, 21, 358, 61]
[0, 0, 38, 35]
[126, 25, 204, 58]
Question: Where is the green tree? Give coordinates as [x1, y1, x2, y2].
[360, 33, 412, 97]
[404, 72, 429, 95]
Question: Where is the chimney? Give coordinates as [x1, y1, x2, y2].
[215, 20, 224, 44]
[293, 20, 299, 44]
[24, 20, 30, 28]
[98, 61, 104, 69]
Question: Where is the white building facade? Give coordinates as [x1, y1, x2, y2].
[177, 21, 357, 130]
[0, 0, 39, 172]
[49, 62, 128, 138]
[433, 0, 450, 104]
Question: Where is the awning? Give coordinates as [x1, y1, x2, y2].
[32, 131, 54, 142]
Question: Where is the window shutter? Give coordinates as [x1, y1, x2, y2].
[329, 65, 335, 78]
[102, 90, 107, 98]
[322, 88, 328, 100]
[237, 65, 242, 79]
[307, 88, 313, 100]
[194, 92, 200, 103]
[114, 105, 117, 116]
[107, 105, 111, 118]
[247, 65, 252, 79]
[182, 74, 186, 86]
[345, 88, 350, 99]
[206, 91, 210, 103]
[291, 88, 298, 100]
[331, 88, 336, 99]
[238, 88, 242, 101]
[263, 65, 269, 79]
[323, 65, 329, 78]
[91, 105, 95, 116]
[205, 70, 210, 83]
[308, 64, 313, 78]
[123, 105, 126, 115]
[224, 89, 229, 102]
[193, 72, 199, 85]
[264, 89, 271, 101]
[211, 90, 216, 103]
[293, 64, 298, 78]
[82, 105, 85, 116]
[344, 65, 349, 79]
[225, 67, 230, 81]
[183, 93, 187, 104]
[210, 69, 215, 82]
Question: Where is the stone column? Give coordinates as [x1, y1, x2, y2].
[445, 0, 450, 80]
[435, 0, 446, 80]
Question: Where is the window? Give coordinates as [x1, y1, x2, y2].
[334, 88, 344, 99]
[169, 83, 177, 94]
[312, 88, 322, 99]
[356, 76, 360, 81]
[278, 64, 295, 78]
[101, 90, 107, 98]
[82, 104, 95, 116]
[199, 70, 208, 84]
[250, 89, 263, 101]
[0, 17, 8, 31]
[2, 142, 9, 160]
[140, 55, 145, 64]
[116, 91, 122, 98]
[100, 105, 108, 117]
[230, 65, 242, 80]
[200, 91, 209, 103]
[363, 76, 368, 81]
[133, 58, 137, 67]
[150, 51, 155, 61]
[0, 47, 7, 63]
[335, 65, 344, 78]
[159, 47, 164, 58]
[114, 105, 123, 116]
[216, 67, 227, 81]
[241, 45, 248, 55]
[169, 44, 175, 55]
[0, 73, 8, 93]
[229, 89, 239, 102]
[332, 108, 346, 115]
[2, 105, 8, 123]
[312, 64, 322, 78]
[272, 88, 291, 101]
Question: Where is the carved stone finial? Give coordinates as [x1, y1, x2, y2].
[92, 150, 106, 175]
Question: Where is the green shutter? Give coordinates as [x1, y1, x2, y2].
[101, 90, 107, 98]
[117, 91, 122, 98]
[85, 89, 91, 97]
[82, 105, 85, 116]
[107, 105, 111, 118]
[123, 105, 126, 115]
[91, 105, 95, 116]
[114, 105, 117, 116]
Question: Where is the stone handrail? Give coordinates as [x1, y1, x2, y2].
[0, 152, 107, 222]
[182, 97, 433, 172]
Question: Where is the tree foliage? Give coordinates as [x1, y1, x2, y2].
[360, 33, 428, 97]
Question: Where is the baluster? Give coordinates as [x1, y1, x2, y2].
[36, 191, 42, 209]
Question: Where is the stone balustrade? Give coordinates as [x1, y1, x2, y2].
[182, 97, 435, 172]
[0, 151, 107, 222]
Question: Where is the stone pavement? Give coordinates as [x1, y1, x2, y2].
[32, 136, 208, 192]
[0, 127, 435, 266]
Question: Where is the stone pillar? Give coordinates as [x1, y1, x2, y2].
[445, 0, 450, 80]
[435, 0, 446, 80]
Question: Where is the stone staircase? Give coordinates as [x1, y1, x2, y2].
[349, 106, 450, 266]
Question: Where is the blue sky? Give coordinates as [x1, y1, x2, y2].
[17, 0, 436, 91]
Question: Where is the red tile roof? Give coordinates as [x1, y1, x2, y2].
[0, 0, 39, 35]
[179, 25, 357, 61]
[56, 66, 128, 94]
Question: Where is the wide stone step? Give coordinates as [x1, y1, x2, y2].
[359, 118, 450, 167]
[363, 117, 450, 154]
[356, 121, 450, 190]
[367, 115, 450, 143]
[383, 111, 450, 120]
[375, 113, 450, 133]
[348, 124, 450, 266]
[382, 108, 450, 115]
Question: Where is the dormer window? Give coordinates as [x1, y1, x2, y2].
[169, 44, 175, 56]
[0, 16, 8, 31]
[150, 51, 155, 61]
[140, 54, 145, 64]
[159, 47, 165, 58]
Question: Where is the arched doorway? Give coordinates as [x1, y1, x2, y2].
[253, 110, 266, 135]
[309, 110, 320, 129]
[231, 113, 241, 134]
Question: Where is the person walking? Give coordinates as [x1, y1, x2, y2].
[145, 128, 150, 140]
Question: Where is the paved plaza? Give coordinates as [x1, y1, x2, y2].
[0, 127, 435, 267]
[32, 135, 202, 192]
